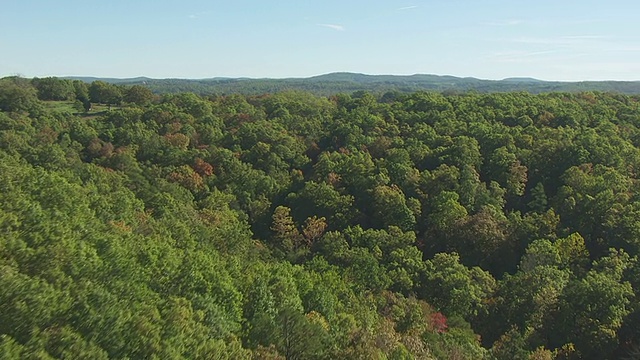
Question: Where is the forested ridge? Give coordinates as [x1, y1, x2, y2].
[64, 72, 640, 96]
[1, 76, 640, 359]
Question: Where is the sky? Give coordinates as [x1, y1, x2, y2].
[1, 0, 639, 81]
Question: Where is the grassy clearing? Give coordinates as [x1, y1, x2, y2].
[42, 101, 122, 117]
[42, 100, 78, 113]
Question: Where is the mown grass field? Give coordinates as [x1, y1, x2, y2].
[42, 101, 121, 117]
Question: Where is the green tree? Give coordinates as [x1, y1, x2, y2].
[89, 80, 123, 105]
[420, 252, 495, 319]
[483, 265, 570, 347]
[124, 85, 155, 105]
[288, 181, 357, 230]
[273, 307, 330, 360]
[552, 259, 634, 359]
[31, 77, 75, 101]
[271, 205, 303, 253]
[370, 184, 416, 231]
[0, 77, 41, 113]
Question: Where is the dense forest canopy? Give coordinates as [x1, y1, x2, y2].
[1, 76, 640, 359]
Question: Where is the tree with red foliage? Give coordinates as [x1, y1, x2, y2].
[431, 312, 448, 333]
[193, 158, 214, 177]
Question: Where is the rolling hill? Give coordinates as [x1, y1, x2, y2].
[65, 72, 640, 95]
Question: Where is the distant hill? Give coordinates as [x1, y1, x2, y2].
[501, 77, 545, 83]
[65, 76, 154, 84]
[64, 72, 640, 95]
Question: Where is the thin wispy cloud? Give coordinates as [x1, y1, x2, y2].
[317, 23, 345, 31]
[553, 61, 640, 81]
[397, 5, 419, 11]
[510, 37, 568, 45]
[560, 35, 608, 40]
[507, 35, 609, 46]
[612, 45, 640, 52]
[485, 50, 591, 66]
[481, 19, 524, 26]
[187, 11, 210, 19]
[483, 18, 603, 28]
[488, 50, 560, 62]
[563, 19, 607, 25]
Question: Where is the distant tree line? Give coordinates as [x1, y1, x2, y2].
[0, 76, 156, 114]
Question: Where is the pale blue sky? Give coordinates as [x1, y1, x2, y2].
[1, 0, 639, 81]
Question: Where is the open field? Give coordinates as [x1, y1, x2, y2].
[42, 101, 121, 117]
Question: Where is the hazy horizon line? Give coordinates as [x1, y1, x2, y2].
[4, 71, 639, 83]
